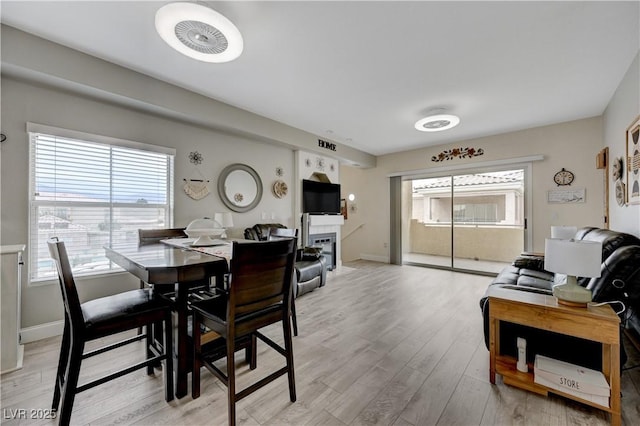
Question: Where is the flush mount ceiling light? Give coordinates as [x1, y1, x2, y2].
[155, 2, 243, 63]
[414, 113, 460, 132]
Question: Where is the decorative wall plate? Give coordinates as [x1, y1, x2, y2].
[612, 157, 624, 181]
[615, 180, 626, 206]
[272, 180, 288, 198]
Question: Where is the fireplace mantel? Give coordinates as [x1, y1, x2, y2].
[308, 215, 344, 227]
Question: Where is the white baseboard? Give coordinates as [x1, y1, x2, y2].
[0, 345, 24, 375]
[20, 320, 64, 344]
[360, 253, 389, 263]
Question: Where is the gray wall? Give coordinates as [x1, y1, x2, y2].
[0, 26, 374, 339]
[2, 23, 637, 339]
[340, 51, 640, 262]
[604, 51, 640, 235]
[0, 76, 297, 332]
[340, 116, 609, 261]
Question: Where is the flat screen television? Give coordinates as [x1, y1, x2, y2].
[302, 179, 341, 214]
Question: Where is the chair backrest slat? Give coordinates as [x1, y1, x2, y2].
[138, 228, 186, 245]
[229, 239, 296, 318]
[266, 227, 297, 240]
[47, 238, 85, 332]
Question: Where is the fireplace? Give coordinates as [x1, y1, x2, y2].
[302, 213, 344, 270]
[308, 232, 336, 271]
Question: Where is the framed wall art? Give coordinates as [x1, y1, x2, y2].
[547, 188, 586, 203]
[626, 115, 640, 204]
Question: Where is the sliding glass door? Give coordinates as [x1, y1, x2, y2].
[403, 176, 452, 268]
[402, 168, 526, 274]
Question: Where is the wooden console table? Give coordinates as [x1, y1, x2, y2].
[488, 287, 621, 426]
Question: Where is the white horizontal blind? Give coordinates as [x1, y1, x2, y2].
[29, 130, 174, 282]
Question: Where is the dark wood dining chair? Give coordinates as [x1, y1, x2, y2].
[138, 227, 187, 246]
[138, 227, 187, 292]
[137, 227, 187, 287]
[47, 238, 174, 425]
[266, 227, 299, 336]
[136, 228, 187, 333]
[191, 239, 298, 426]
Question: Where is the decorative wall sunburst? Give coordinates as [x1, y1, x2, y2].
[189, 151, 203, 165]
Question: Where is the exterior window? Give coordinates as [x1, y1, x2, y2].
[413, 170, 524, 226]
[28, 126, 175, 282]
[453, 203, 499, 223]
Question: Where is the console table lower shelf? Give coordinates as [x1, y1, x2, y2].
[496, 356, 612, 410]
[488, 288, 620, 426]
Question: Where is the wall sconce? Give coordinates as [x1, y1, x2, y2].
[348, 193, 357, 212]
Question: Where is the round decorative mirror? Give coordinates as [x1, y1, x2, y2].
[218, 163, 263, 212]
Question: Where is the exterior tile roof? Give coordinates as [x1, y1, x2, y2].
[413, 170, 523, 190]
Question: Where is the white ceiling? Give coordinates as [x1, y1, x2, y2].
[1, 1, 638, 156]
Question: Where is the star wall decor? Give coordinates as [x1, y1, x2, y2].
[189, 151, 203, 165]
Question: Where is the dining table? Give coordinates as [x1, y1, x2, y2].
[104, 240, 229, 398]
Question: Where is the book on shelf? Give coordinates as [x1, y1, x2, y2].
[534, 355, 610, 407]
[199, 324, 221, 345]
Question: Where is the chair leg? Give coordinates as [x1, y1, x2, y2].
[57, 339, 84, 426]
[146, 324, 154, 375]
[283, 313, 296, 403]
[226, 335, 237, 426]
[52, 319, 71, 411]
[192, 312, 202, 399]
[290, 294, 298, 337]
[138, 279, 146, 334]
[163, 313, 174, 402]
[248, 333, 257, 370]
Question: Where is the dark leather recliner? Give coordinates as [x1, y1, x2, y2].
[479, 227, 640, 369]
[244, 223, 327, 298]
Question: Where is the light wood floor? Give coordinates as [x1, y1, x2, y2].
[2, 261, 639, 425]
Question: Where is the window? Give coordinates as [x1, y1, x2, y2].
[453, 202, 499, 223]
[28, 124, 175, 282]
[412, 171, 524, 225]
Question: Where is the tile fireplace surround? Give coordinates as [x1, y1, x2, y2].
[303, 214, 344, 270]
[309, 232, 337, 270]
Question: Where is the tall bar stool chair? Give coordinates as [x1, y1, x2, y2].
[136, 228, 187, 333]
[48, 238, 174, 425]
[137, 227, 187, 245]
[266, 227, 300, 336]
[137, 227, 187, 290]
[191, 239, 297, 426]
